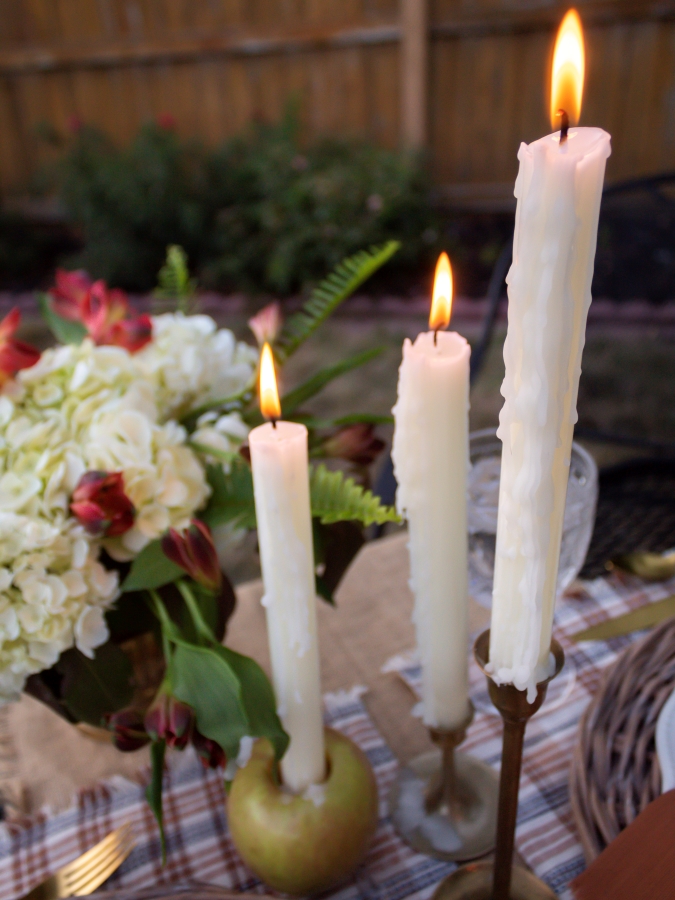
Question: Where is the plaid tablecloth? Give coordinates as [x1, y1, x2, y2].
[0, 570, 671, 900]
[0, 687, 457, 900]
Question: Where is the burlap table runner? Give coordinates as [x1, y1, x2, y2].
[4, 532, 490, 814]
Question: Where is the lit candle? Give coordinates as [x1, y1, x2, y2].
[392, 254, 471, 729]
[489, 10, 611, 697]
[249, 344, 325, 792]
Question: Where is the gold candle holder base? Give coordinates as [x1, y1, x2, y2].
[430, 631, 564, 900]
[431, 860, 556, 900]
[389, 702, 499, 862]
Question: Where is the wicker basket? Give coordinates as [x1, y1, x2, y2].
[569, 616, 675, 862]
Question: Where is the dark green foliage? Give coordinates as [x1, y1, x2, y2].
[54, 124, 214, 291]
[56, 643, 134, 726]
[50, 112, 438, 293]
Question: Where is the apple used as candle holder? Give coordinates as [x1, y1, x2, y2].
[227, 727, 379, 896]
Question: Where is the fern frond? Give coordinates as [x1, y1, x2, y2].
[155, 245, 196, 313]
[275, 241, 400, 362]
[310, 464, 400, 527]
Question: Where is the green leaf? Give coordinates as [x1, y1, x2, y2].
[154, 592, 287, 761]
[121, 540, 185, 593]
[56, 643, 134, 725]
[217, 646, 289, 760]
[310, 464, 400, 526]
[146, 740, 167, 863]
[38, 293, 87, 344]
[275, 242, 400, 361]
[171, 642, 250, 760]
[201, 460, 256, 531]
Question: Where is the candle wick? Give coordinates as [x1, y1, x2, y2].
[434, 329, 438, 347]
[271, 418, 278, 430]
[558, 108, 569, 144]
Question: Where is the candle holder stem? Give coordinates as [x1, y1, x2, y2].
[389, 704, 499, 862]
[431, 631, 564, 900]
[492, 716, 526, 900]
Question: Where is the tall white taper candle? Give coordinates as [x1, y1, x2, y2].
[489, 126, 611, 698]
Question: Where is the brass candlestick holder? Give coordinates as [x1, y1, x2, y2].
[432, 630, 564, 900]
[389, 701, 499, 861]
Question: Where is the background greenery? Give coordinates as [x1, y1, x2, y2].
[36, 111, 439, 294]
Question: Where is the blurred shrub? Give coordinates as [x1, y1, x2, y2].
[50, 112, 439, 293]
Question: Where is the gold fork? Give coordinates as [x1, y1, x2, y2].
[19, 823, 135, 900]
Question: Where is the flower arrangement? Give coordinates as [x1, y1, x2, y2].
[0, 242, 399, 846]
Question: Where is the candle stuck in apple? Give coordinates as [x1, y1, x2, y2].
[249, 344, 325, 792]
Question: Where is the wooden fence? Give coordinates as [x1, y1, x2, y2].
[1, 0, 674, 207]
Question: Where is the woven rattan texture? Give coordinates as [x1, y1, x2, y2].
[569, 617, 675, 863]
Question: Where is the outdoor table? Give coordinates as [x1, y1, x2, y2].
[0, 532, 669, 900]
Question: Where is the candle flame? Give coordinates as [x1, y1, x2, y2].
[550, 9, 585, 129]
[259, 342, 281, 421]
[429, 252, 453, 332]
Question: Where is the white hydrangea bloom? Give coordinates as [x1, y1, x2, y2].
[0, 512, 118, 702]
[0, 338, 212, 700]
[135, 313, 258, 420]
[85, 409, 210, 559]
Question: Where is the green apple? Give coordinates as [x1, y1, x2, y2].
[227, 727, 379, 895]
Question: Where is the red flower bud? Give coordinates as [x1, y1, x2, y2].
[248, 301, 282, 347]
[321, 423, 385, 467]
[0, 309, 40, 384]
[161, 519, 222, 592]
[71, 471, 135, 537]
[145, 691, 194, 750]
[192, 730, 227, 769]
[104, 708, 151, 752]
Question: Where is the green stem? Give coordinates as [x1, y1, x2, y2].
[177, 580, 216, 645]
[147, 590, 177, 682]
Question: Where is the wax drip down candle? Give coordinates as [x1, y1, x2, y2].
[249, 343, 326, 793]
[392, 254, 471, 730]
[489, 10, 611, 699]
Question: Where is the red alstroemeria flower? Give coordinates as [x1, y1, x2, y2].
[49, 269, 93, 320]
[104, 707, 151, 752]
[70, 471, 136, 537]
[0, 309, 41, 385]
[162, 519, 222, 593]
[192, 730, 227, 769]
[145, 691, 194, 750]
[81, 281, 153, 353]
[48, 272, 153, 353]
[248, 301, 282, 347]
